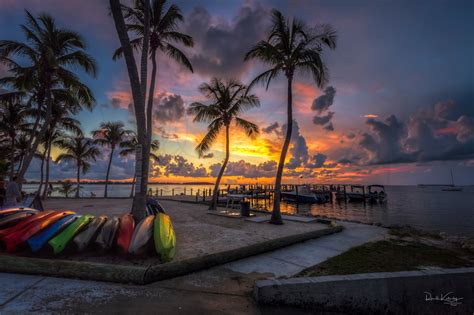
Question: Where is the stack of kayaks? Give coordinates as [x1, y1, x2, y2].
[0, 199, 176, 261]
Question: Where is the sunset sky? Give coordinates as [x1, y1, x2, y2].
[1, 0, 473, 185]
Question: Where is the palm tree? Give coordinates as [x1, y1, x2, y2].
[110, 0, 193, 219]
[119, 133, 160, 197]
[0, 99, 31, 178]
[56, 180, 76, 198]
[55, 136, 100, 198]
[244, 10, 336, 224]
[92, 121, 133, 197]
[188, 78, 260, 210]
[0, 10, 97, 184]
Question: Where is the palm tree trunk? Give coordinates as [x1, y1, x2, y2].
[210, 124, 230, 210]
[9, 136, 15, 179]
[110, 0, 149, 221]
[130, 174, 136, 198]
[37, 153, 45, 196]
[271, 76, 294, 225]
[42, 141, 52, 200]
[76, 162, 81, 198]
[104, 147, 114, 198]
[18, 87, 52, 187]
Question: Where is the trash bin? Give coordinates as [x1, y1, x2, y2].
[240, 201, 250, 217]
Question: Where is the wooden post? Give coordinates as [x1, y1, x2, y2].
[191, 188, 193, 196]
[184, 187, 186, 195]
[172, 188, 174, 196]
[195, 191, 198, 202]
[202, 189, 206, 202]
[160, 189, 163, 196]
[295, 185, 299, 206]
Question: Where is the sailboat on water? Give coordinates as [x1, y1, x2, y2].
[442, 170, 463, 191]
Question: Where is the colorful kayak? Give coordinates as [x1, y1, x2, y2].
[0, 211, 54, 238]
[116, 214, 135, 253]
[95, 217, 120, 250]
[73, 216, 107, 251]
[154, 213, 176, 262]
[27, 214, 79, 252]
[129, 215, 154, 255]
[0, 207, 39, 219]
[48, 215, 94, 254]
[0, 212, 34, 229]
[2, 211, 74, 253]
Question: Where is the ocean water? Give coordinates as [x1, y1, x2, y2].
[23, 184, 473, 237]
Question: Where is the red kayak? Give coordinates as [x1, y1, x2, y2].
[2, 211, 74, 253]
[116, 213, 135, 253]
[0, 211, 54, 238]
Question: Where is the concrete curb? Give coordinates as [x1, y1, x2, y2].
[0, 226, 342, 285]
[255, 267, 474, 313]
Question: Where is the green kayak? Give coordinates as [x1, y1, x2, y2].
[153, 213, 176, 262]
[48, 215, 94, 254]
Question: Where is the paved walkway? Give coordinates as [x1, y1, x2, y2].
[226, 221, 388, 277]
[0, 221, 387, 313]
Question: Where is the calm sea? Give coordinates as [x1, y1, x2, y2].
[23, 184, 474, 237]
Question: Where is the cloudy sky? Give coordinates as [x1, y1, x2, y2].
[1, 0, 473, 185]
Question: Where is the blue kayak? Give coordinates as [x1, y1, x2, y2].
[27, 214, 79, 252]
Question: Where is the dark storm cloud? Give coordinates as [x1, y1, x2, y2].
[306, 153, 327, 168]
[210, 160, 277, 178]
[184, 3, 268, 78]
[312, 86, 336, 114]
[262, 122, 280, 134]
[284, 122, 309, 169]
[153, 93, 185, 124]
[163, 155, 208, 177]
[358, 100, 474, 164]
[313, 111, 334, 125]
[311, 86, 336, 130]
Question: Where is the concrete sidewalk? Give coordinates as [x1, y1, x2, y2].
[225, 221, 388, 277]
[0, 221, 387, 313]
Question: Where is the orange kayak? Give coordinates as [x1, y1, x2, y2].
[2, 211, 74, 253]
[116, 214, 135, 253]
[0, 211, 54, 238]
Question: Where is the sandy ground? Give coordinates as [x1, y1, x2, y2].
[42, 198, 330, 265]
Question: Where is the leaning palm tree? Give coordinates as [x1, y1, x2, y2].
[188, 78, 260, 210]
[111, 0, 192, 219]
[92, 121, 133, 197]
[120, 133, 160, 197]
[55, 136, 100, 198]
[244, 10, 336, 224]
[0, 10, 97, 184]
[113, 0, 194, 139]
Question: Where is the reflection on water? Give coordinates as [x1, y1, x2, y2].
[23, 184, 473, 237]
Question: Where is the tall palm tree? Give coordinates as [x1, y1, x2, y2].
[111, 0, 192, 219]
[55, 136, 100, 198]
[119, 133, 160, 197]
[92, 121, 133, 197]
[0, 99, 31, 178]
[0, 10, 97, 184]
[244, 10, 336, 224]
[113, 0, 194, 142]
[188, 78, 260, 210]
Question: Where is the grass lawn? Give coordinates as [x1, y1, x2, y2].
[297, 239, 473, 277]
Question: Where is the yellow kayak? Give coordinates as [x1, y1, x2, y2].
[153, 213, 176, 262]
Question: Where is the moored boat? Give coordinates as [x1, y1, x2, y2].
[116, 214, 135, 253]
[154, 213, 176, 262]
[281, 185, 328, 203]
[95, 217, 120, 250]
[73, 216, 107, 251]
[48, 215, 94, 254]
[129, 215, 154, 255]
